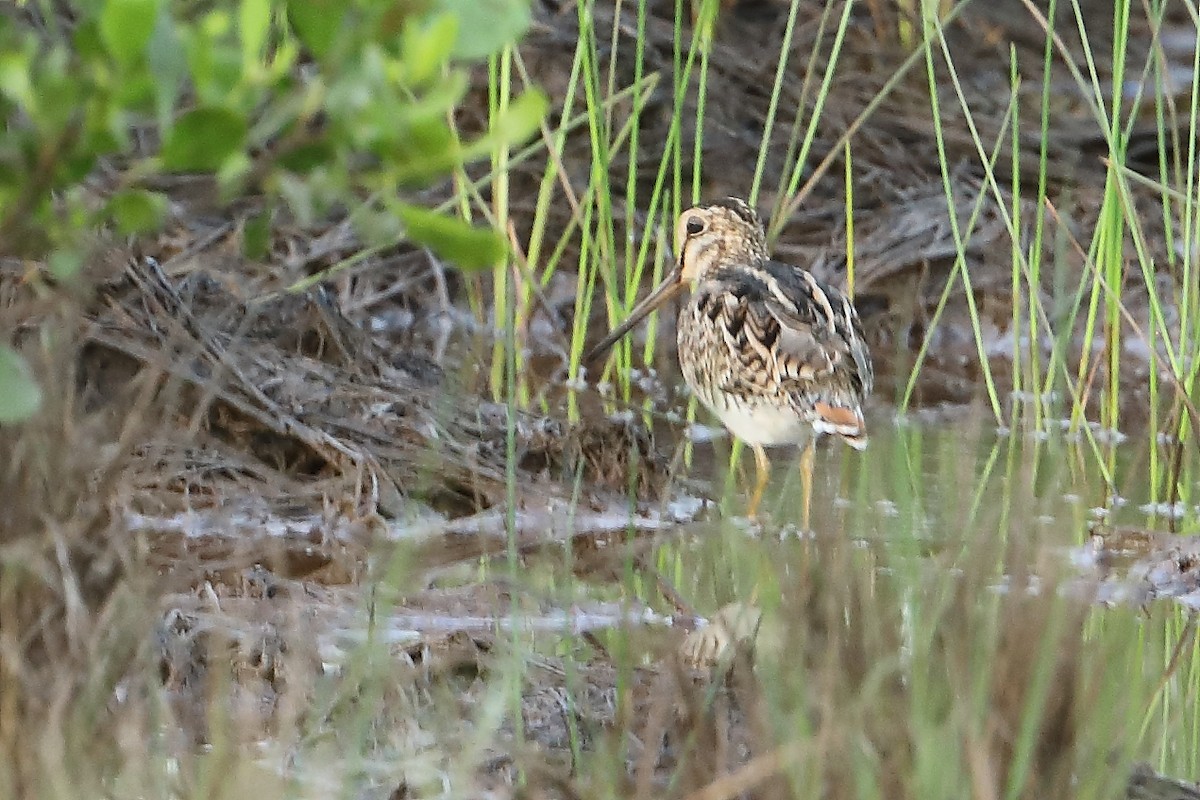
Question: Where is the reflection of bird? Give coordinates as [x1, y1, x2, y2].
[588, 198, 873, 524]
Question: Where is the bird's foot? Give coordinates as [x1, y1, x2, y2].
[679, 601, 764, 671]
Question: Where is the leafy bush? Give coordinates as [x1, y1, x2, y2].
[0, 0, 546, 421]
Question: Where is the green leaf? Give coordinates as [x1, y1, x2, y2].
[48, 249, 84, 281]
[107, 189, 168, 234]
[185, 21, 244, 105]
[0, 347, 42, 424]
[278, 139, 336, 173]
[352, 207, 405, 249]
[112, 71, 156, 111]
[57, 150, 100, 186]
[0, 50, 35, 108]
[29, 55, 83, 131]
[100, 0, 162, 68]
[276, 173, 316, 226]
[161, 107, 247, 172]
[402, 13, 458, 84]
[240, 0, 272, 66]
[147, 12, 187, 130]
[286, 0, 345, 59]
[382, 116, 455, 170]
[489, 89, 548, 144]
[461, 89, 548, 161]
[397, 205, 508, 270]
[432, 0, 530, 60]
[242, 210, 271, 261]
[216, 152, 253, 200]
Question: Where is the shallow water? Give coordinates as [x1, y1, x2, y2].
[135, 401, 1200, 629]
[130, 396, 1200, 797]
[632, 402, 1200, 612]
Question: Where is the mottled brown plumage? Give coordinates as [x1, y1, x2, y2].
[589, 197, 873, 521]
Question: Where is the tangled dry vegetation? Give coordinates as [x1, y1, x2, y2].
[0, 249, 677, 795]
[3, 1, 1200, 797]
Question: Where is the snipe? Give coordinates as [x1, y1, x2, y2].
[587, 197, 873, 524]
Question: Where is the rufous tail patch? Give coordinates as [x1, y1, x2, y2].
[813, 401, 868, 449]
[814, 401, 863, 430]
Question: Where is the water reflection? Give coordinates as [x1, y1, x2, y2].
[655, 408, 1199, 613]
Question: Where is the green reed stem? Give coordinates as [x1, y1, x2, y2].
[915, 2, 1003, 423]
[487, 47, 514, 402]
[594, 2, 709, 396]
[622, 0, 649, 314]
[773, 0, 975, 239]
[748, 0, 802, 208]
[772, 0, 856, 241]
[1026, 0, 1058, 433]
[1009, 46, 1023, 405]
[845, 139, 855, 299]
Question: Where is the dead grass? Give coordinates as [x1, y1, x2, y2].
[1, 290, 154, 796]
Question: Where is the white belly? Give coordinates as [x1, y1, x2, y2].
[704, 397, 812, 448]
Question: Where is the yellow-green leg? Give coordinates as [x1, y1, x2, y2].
[799, 438, 815, 531]
[747, 443, 771, 519]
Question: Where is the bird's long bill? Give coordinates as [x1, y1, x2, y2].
[585, 264, 684, 362]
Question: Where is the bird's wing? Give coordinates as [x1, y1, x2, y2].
[761, 261, 874, 397]
[706, 262, 871, 390]
[698, 262, 873, 441]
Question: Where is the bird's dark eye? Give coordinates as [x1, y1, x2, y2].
[685, 216, 705, 236]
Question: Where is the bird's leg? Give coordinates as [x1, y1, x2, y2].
[799, 438, 815, 531]
[747, 443, 771, 519]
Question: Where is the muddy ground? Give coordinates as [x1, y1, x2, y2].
[4, 1, 1200, 797]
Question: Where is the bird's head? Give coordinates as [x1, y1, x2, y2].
[675, 197, 769, 283]
[586, 197, 768, 362]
